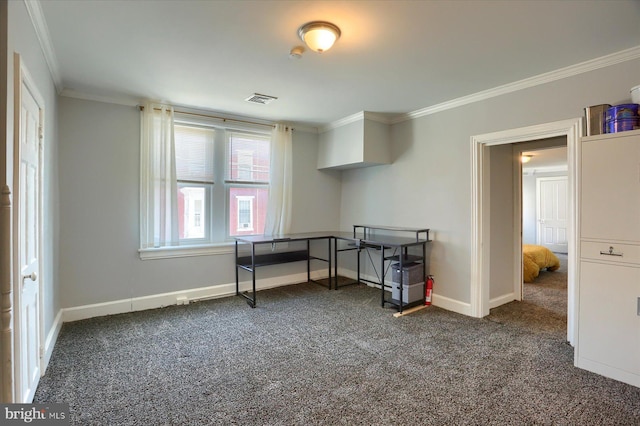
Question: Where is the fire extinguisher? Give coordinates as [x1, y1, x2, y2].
[425, 275, 434, 306]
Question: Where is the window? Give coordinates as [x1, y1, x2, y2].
[175, 124, 214, 242]
[226, 132, 270, 237]
[173, 120, 270, 244]
[236, 196, 254, 231]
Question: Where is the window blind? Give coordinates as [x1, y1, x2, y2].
[227, 132, 270, 183]
[175, 125, 215, 184]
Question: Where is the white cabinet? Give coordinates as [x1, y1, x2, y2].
[578, 261, 640, 376]
[577, 129, 640, 388]
[317, 112, 390, 170]
[580, 131, 640, 242]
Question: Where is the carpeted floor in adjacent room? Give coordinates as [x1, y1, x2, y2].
[34, 254, 640, 425]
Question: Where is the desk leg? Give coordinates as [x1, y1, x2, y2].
[422, 242, 426, 306]
[235, 241, 239, 295]
[250, 243, 256, 308]
[307, 240, 311, 283]
[380, 244, 385, 308]
[334, 238, 338, 290]
[236, 241, 256, 308]
[328, 238, 333, 290]
[398, 254, 404, 314]
[357, 246, 361, 285]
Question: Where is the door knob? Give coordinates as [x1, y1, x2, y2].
[22, 272, 37, 282]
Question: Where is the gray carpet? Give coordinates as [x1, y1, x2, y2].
[35, 259, 640, 425]
[487, 253, 569, 337]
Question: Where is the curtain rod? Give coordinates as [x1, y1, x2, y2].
[139, 106, 292, 130]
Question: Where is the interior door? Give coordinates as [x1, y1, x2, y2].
[15, 73, 42, 403]
[536, 176, 568, 253]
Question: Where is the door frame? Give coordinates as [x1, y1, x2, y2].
[470, 118, 581, 345]
[12, 53, 45, 403]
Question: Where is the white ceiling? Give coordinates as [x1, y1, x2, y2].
[38, 0, 640, 128]
[522, 146, 567, 171]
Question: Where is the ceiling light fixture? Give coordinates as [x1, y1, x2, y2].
[298, 21, 341, 53]
[521, 155, 533, 163]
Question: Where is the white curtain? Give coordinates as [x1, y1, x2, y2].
[140, 102, 179, 248]
[264, 124, 293, 236]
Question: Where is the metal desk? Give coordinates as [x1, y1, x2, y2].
[235, 226, 431, 313]
[235, 232, 334, 307]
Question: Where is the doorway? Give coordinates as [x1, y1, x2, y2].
[470, 118, 581, 345]
[521, 146, 569, 254]
[521, 146, 568, 321]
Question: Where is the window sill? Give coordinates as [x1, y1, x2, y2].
[139, 242, 235, 260]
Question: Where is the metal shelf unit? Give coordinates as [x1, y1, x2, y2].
[337, 225, 432, 313]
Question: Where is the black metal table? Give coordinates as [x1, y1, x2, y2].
[235, 232, 334, 308]
[235, 226, 431, 312]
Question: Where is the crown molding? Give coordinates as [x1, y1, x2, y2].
[60, 89, 320, 133]
[320, 111, 393, 133]
[24, 0, 63, 93]
[392, 45, 640, 124]
[288, 124, 319, 134]
[60, 88, 141, 107]
[322, 111, 364, 132]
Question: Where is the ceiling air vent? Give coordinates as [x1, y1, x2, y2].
[245, 93, 278, 105]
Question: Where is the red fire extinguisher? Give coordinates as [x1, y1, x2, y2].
[425, 275, 434, 306]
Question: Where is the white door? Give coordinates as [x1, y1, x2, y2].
[536, 176, 568, 253]
[15, 70, 43, 403]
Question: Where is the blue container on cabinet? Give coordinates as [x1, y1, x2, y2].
[606, 104, 639, 133]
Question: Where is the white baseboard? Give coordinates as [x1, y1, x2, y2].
[62, 269, 329, 323]
[61, 268, 475, 323]
[41, 309, 63, 374]
[432, 293, 472, 316]
[340, 269, 473, 317]
[576, 357, 640, 389]
[489, 292, 516, 309]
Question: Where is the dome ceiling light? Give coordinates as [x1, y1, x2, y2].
[297, 21, 341, 53]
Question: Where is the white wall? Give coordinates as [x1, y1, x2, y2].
[7, 0, 60, 354]
[488, 144, 515, 301]
[289, 130, 342, 232]
[58, 97, 342, 308]
[340, 57, 640, 309]
[47, 38, 640, 316]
